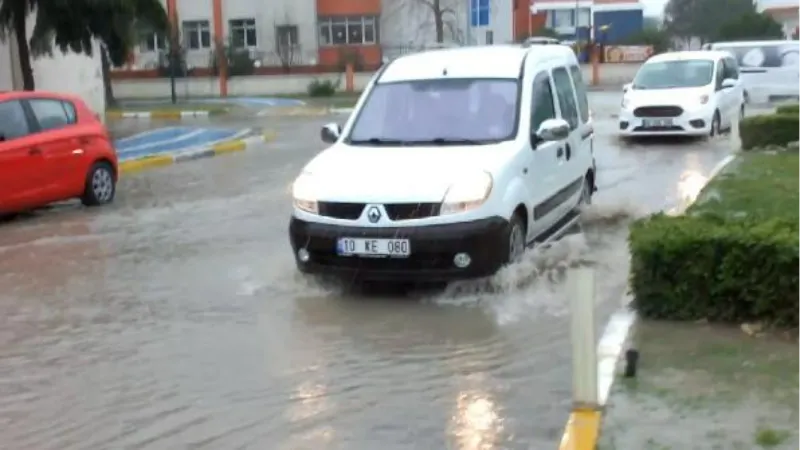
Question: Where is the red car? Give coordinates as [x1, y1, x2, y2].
[0, 90, 118, 214]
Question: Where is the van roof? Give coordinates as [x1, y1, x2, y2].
[378, 45, 577, 83]
[710, 40, 797, 47]
[647, 50, 728, 63]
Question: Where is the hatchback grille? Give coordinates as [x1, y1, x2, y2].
[317, 202, 365, 219]
[384, 203, 440, 221]
[633, 106, 683, 117]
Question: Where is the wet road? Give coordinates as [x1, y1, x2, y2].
[1, 93, 740, 449]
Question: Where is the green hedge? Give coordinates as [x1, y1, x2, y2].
[775, 103, 799, 115]
[629, 214, 798, 327]
[740, 113, 799, 150]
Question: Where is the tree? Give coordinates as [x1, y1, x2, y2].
[622, 27, 672, 54]
[0, 0, 38, 90]
[715, 11, 784, 41]
[0, 0, 167, 96]
[663, 0, 755, 44]
[387, 0, 464, 45]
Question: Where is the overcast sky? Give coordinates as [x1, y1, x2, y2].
[641, 0, 669, 16]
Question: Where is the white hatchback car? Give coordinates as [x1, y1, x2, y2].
[289, 45, 597, 282]
[619, 51, 745, 138]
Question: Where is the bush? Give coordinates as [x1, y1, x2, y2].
[775, 103, 799, 115]
[629, 214, 798, 327]
[739, 113, 799, 150]
[307, 79, 338, 97]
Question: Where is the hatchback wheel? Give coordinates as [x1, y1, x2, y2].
[709, 110, 721, 137]
[81, 161, 116, 206]
[507, 214, 526, 264]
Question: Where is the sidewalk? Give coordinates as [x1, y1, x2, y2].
[114, 126, 276, 174]
[598, 321, 798, 450]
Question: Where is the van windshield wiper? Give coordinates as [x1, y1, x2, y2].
[412, 137, 494, 145]
[348, 137, 412, 145]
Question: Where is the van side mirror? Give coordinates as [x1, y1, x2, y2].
[533, 118, 570, 145]
[320, 123, 341, 144]
[721, 78, 736, 89]
[622, 83, 632, 93]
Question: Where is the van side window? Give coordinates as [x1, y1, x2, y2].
[0, 100, 32, 141]
[552, 67, 579, 129]
[568, 65, 590, 123]
[723, 57, 739, 80]
[530, 72, 556, 133]
[715, 61, 725, 89]
[28, 99, 76, 132]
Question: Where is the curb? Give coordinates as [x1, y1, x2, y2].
[119, 131, 277, 175]
[558, 153, 739, 450]
[257, 106, 354, 117]
[106, 109, 225, 120]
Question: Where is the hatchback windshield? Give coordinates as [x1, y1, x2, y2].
[347, 78, 519, 145]
[632, 60, 715, 89]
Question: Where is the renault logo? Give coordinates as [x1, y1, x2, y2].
[367, 206, 382, 223]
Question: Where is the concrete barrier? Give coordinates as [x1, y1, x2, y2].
[111, 63, 641, 99]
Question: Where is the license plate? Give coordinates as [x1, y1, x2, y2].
[642, 118, 673, 127]
[337, 238, 411, 257]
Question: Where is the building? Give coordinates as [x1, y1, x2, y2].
[519, 0, 643, 43]
[118, 0, 643, 77]
[756, 0, 799, 38]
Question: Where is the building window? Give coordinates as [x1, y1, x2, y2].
[485, 30, 494, 45]
[230, 18, 257, 48]
[182, 20, 211, 49]
[547, 10, 574, 29]
[470, 0, 490, 27]
[318, 16, 378, 46]
[139, 31, 165, 52]
[276, 24, 298, 47]
[576, 8, 591, 27]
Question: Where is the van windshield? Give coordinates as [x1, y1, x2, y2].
[632, 60, 714, 89]
[346, 78, 519, 145]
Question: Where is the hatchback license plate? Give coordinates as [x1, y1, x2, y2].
[337, 238, 411, 257]
[642, 118, 673, 128]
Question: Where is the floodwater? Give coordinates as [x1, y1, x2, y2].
[0, 92, 741, 449]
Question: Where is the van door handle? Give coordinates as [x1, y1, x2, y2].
[29, 147, 41, 155]
[556, 147, 564, 158]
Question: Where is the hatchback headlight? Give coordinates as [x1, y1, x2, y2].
[292, 171, 318, 214]
[440, 171, 493, 215]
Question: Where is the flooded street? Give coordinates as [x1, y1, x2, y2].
[0, 93, 740, 449]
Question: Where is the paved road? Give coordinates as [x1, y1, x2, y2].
[0, 93, 739, 450]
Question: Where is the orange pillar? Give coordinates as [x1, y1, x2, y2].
[212, 0, 227, 97]
[345, 62, 354, 93]
[166, 0, 177, 23]
[591, 45, 600, 86]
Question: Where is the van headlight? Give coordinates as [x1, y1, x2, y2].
[292, 172, 319, 214]
[440, 171, 493, 215]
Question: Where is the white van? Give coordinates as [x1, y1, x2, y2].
[619, 51, 745, 137]
[705, 40, 800, 103]
[288, 45, 597, 282]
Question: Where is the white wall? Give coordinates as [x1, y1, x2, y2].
[0, 11, 105, 119]
[0, 40, 14, 90]
[111, 63, 642, 98]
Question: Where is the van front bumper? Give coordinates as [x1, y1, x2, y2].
[288, 216, 510, 282]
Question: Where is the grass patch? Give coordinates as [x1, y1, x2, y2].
[688, 151, 799, 223]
